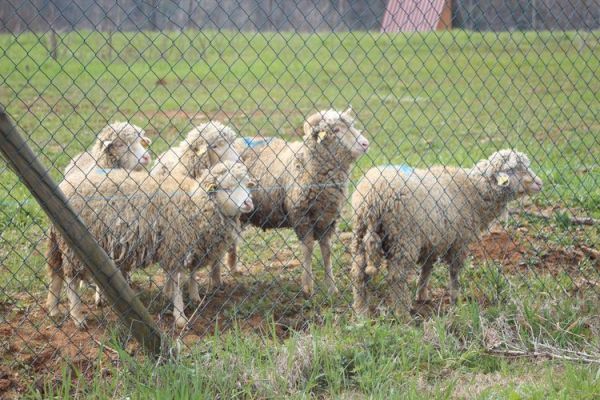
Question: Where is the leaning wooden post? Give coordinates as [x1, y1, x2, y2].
[0, 108, 168, 357]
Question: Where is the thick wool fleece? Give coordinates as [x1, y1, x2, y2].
[152, 121, 238, 178]
[234, 109, 367, 296]
[239, 123, 357, 241]
[47, 122, 150, 297]
[350, 150, 541, 316]
[64, 122, 149, 175]
[48, 163, 245, 327]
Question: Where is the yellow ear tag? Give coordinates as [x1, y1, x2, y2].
[141, 137, 152, 148]
[205, 183, 217, 193]
[195, 145, 207, 156]
[317, 131, 327, 143]
[496, 173, 510, 187]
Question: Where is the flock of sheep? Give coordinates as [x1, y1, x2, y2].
[44, 108, 543, 329]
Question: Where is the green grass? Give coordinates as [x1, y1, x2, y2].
[0, 29, 599, 398]
[31, 310, 600, 399]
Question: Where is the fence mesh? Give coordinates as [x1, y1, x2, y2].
[1, 0, 599, 397]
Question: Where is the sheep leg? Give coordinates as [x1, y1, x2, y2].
[188, 270, 202, 305]
[65, 274, 86, 329]
[226, 229, 241, 274]
[163, 272, 174, 298]
[171, 271, 188, 329]
[351, 239, 369, 317]
[387, 249, 413, 320]
[94, 285, 105, 307]
[415, 259, 435, 303]
[46, 269, 63, 317]
[208, 262, 222, 291]
[319, 235, 338, 295]
[447, 252, 466, 304]
[300, 235, 315, 297]
[227, 246, 238, 273]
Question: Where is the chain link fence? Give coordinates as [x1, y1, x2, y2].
[1, 0, 599, 397]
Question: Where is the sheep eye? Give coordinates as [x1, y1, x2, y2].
[246, 180, 256, 188]
[332, 127, 341, 134]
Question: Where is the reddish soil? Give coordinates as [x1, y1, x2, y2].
[469, 230, 594, 276]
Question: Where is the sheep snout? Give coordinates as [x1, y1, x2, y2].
[241, 198, 254, 213]
[528, 175, 543, 193]
[353, 136, 369, 155]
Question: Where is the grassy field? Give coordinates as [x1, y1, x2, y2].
[0, 29, 599, 398]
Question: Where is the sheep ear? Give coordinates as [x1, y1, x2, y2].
[495, 172, 510, 187]
[306, 112, 323, 127]
[342, 107, 353, 117]
[195, 144, 207, 156]
[141, 137, 152, 148]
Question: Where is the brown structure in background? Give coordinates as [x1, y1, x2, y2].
[437, 0, 452, 30]
[381, 0, 452, 32]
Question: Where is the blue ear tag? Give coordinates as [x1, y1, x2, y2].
[242, 137, 274, 148]
[383, 164, 414, 175]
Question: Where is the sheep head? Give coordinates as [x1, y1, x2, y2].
[95, 121, 152, 171]
[200, 160, 254, 217]
[471, 149, 543, 197]
[181, 121, 240, 177]
[303, 108, 369, 157]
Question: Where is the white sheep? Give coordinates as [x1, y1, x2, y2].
[47, 161, 254, 328]
[46, 122, 152, 314]
[231, 108, 369, 296]
[64, 121, 152, 176]
[151, 121, 243, 288]
[151, 121, 239, 179]
[350, 150, 543, 317]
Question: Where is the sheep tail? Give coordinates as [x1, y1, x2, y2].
[352, 206, 384, 277]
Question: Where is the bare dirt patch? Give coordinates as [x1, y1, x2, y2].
[469, 230, 594, 276]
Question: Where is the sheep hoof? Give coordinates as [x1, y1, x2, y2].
[94, 296, 105, 308]
[365, 265, 378, 276]
[449, 290, 460, 305]
[189, 294, 203, 306]
[175, 316, 189, 329]
[352, 303, 369, 318]
[48, 306, 60, 318]
[74, 317, 88, 330]
[302, 285, 313, 298]
[392, 307, 411, 322]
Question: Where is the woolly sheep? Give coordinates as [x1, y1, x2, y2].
[232, 108, 369, 296]
[47, 161, 254, 328]
[151, 121, 239, 179]
[46, 122, 152, 310]
[64, 121, 152, 176]
[350, 150, 543, 317]
[151, 121, 244, 286]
